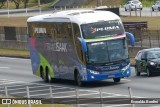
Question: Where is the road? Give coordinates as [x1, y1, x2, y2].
[0, 57, 160, 107]
[0, 7, 160, 17]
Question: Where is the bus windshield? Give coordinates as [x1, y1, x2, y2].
[87, 38, 129, 64]
[81, 20, 124, 39]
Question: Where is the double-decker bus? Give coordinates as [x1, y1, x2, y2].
[27, 9, 135, 86]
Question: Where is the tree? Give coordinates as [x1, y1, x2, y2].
[0, 0, 6, 8]
[11, 0, 21, 9]
[22, 0, 29, 8]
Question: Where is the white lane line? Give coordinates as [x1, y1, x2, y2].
[151, 105, 160, 107]
[0, 67, 10, 69]
[102, 92, 144, 98]
[7, 87, 26, 91]
[121, 79, 131, 82]
[104, 104, 131, 107]
[29, 89, 49, 93]
[2, 82, 23, 85]
[10, 91, 27, 95]
[0, 57, 29, 60]
[53, 92, 99, 98]
[0, 79, 75, 89]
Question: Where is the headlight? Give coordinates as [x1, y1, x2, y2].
[90, 70, 99, 74]
[122, 63, 130, 71]
[150, 62, 156, 66]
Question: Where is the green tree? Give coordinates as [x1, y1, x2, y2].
[22, 0, 29, 8]
[11, 0, 22, 9]
[0, 0, 6, 8]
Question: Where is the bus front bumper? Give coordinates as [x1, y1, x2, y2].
[81, 67, 131, 82]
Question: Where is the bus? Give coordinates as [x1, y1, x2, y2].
[27, 9, 135, 86]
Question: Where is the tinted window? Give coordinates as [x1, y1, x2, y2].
[147, 51, 160, 59]
[133, 1, 140, 4]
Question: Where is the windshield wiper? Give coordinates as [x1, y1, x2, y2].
[111, 59, 127, 64]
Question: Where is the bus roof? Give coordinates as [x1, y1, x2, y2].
[27, 9, 120, 25]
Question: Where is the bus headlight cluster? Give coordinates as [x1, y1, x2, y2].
[89, 70, 99, 74]
[122, 63, 130, 71]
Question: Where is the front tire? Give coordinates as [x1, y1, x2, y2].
[125, 7, 127, 11]
[135, 66, 140, 76]
[75, 71, 84, 86]
[152, 7, 154, 11]
[146, 68, 152, 77]
[45, 67, 52, 83]
[113, 78, 121, 83]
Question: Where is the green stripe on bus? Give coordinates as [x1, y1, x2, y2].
[36, 53, 54, 78]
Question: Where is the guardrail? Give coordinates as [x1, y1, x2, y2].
[0, 79, 135, 107]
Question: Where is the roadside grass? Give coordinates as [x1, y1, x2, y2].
[0, 17, 28, 27]
[0, 49, 29, 58]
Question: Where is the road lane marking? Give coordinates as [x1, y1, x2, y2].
[0, 67, 10, 69]
[151, 105, 160, 107]
[0, 57, 29, 60]
[121, 79, 131, 82]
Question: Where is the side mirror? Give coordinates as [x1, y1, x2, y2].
[78, 37, 87, 52]
[125, 32, 135, 46]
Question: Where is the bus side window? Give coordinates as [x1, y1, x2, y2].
[67, 23, 73, 39]
[56, 23, 61, 38]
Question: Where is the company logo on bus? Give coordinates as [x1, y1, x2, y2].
[91, 26, 120, 34]
[101, 66, 120, 71]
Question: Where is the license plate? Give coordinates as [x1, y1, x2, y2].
[108, 75, 115, 78]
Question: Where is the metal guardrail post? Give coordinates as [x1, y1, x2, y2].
[151, 8, 152, 17]
[26, 8, 28, 17]
[128, 87, 135, 107]
[4, 86, 10, 107]
[140, 6, 142, 17]
[99, 89, 104, 107]
[135, 6, 137, 17]
[49, 86, 54, 107]
[26, 86, 31, 107]
[75, 88, 80, 107]
[149, 33, 151, 48]
[129, 6, 131, 16]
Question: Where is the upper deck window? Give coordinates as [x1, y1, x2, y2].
[81, 20, 125, 39]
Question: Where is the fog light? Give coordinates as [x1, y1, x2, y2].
[91, 76, 94, 79]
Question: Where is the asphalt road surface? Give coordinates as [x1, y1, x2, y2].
[0, 57, 160, 107]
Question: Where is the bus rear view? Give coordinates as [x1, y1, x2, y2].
[27, 9, 135, 86]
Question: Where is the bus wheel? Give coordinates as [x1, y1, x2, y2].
[113, 78, 121, 83]
[45, 67, 52, 83]
[40, 66, 45, 80]
[75, 71, 83, 86]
